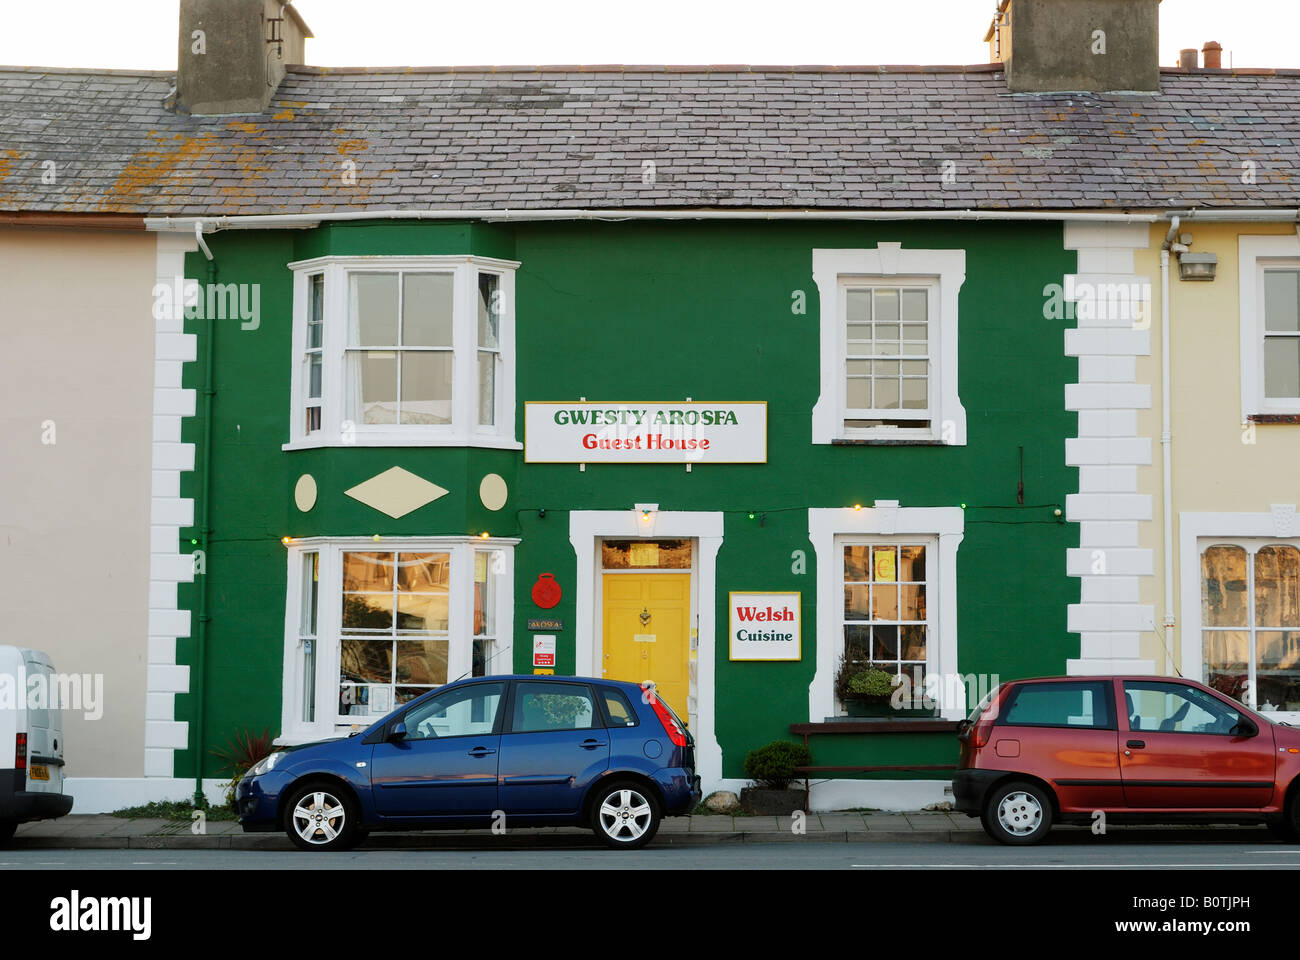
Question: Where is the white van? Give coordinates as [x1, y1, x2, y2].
[0, 647, 73, 842]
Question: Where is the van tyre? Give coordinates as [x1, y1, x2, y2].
[0, 820, 16, 846]
[982, 780, 1053, 845]
[284, 782, 359, 852]
[592, 780, 661, 849]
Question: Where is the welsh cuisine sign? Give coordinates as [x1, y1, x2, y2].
[729, 592, 801, 661]
[525, 402, 767, 464]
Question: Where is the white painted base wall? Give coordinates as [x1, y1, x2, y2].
[64, 778, 229, 814]
[709, 777, 953, 812]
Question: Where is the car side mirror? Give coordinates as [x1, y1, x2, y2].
[387, 720, 407, 742]
[1230, 719, 1258, 738]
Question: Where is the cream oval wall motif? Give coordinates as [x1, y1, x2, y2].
[294, 474, 318, 512]
[479, 473, 508, 512]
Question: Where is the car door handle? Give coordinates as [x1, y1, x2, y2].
[580, 739, 608, 750]
[468, 747, 497, 758]
[1126, 740, 1145, 749]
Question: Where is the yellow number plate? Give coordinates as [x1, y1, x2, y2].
[29, 765, 49, 781]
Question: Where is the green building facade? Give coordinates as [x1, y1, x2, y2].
[173, 216, 1080, 806]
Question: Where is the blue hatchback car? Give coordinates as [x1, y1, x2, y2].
[235, 675, 700, 851]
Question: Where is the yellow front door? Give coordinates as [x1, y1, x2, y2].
[602, 573, 691, 725]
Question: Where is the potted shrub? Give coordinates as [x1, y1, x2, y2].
[740, 740, 811, 815]
[833, 659, 902, 717]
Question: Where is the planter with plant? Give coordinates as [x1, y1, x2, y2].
[740, 740, 811, 815]
[833, 659, 932, 718]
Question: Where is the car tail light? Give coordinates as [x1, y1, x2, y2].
[972, 686, 1012, 749]
[642, 684, 688, 747]
[15, 733, 26, 771]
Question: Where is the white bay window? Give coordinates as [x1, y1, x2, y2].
[280, 537, 515, 741]
[286, 255, 520, 448]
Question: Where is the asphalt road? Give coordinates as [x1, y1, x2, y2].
[5, 836, 1300, 869]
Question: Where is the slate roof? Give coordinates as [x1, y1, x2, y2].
[1, 63, 1299, 216]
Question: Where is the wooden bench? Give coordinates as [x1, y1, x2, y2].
[789, 720, 960, 813]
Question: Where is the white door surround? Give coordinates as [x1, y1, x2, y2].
[570, 510, 724, 790]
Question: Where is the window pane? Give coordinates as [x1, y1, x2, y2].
[300, 552, 319, 635]
[308, 355, 322, 399]
[342, 594, 393, 632]
[900, 623, 926, 660]
[845, 375, 871, 409]
[1256, 545, 1300, 627]
[340, 638, 391, 684]
[474, 552, 495, 636]
[395, 639, 449, 686]
[344, 552, 394, 592]
[901, 289, 927, 322]
[478, 273, 500, 349]
[846, 290, 871, 322]
[601, 539, 692, 569]
[847, 322, 872, 354]
[871, 584, 898, 620]
[478, 350, 496, 426]
[402, 273, 454, 347]
[872, 624, 898, 661]
[844, 545, 871, 581]
[405, 682, 504, 740]
[603, 689, 638, 726]
[1264, 270, 1300, 332]
[874, 289, 899, 322]
[1204, 630, 1249, 701]
[354, 351, 398, 424]
[1201, 545, 1247, 627]
[350, 273, 398, 346]
[1003, 681, 1113, 728]
[1257, 631, 1300, 711]
[901, 377, 927, 410]
[1265, 337, 1300, 398]
[899, 584, 926, 621]
[307, 274, 324, 348]
[513, 682, 597, 732]
[400, 351, 452, 425]
[844, 584, 870, 620]
[398, 552, 450, 592]
[900, 545, 926, 582]
[396, 593, 449, 632]
[875, 377, 900, 409]
[843, 624, 871, 662]
[340, 684, 391, 717]
[1125, 681, 1240, 735]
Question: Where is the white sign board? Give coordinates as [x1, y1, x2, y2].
[532, 635, 556, 668]
[525, 402, 766, 464]
[729, 592, 801, 661]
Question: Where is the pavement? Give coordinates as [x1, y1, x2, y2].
[7, 811, 1272, 850]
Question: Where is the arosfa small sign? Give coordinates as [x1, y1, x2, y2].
[524, 402, 766, 464]
[729, 592, 801, 661]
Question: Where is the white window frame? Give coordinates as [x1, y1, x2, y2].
[812, 245, 966, 445]
[285, 255, 521, 450]
[808, 505, 965, 721]
[1180, 507, 1300, 724]
[1239, 234, 1300, 418]
[278, 536, 516, 743]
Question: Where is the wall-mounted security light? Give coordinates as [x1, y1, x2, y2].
[1178, 252, 1218, 281]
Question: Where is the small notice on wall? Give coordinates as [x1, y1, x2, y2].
[533, 635, 556, 668]
[729, 592, 801, 661]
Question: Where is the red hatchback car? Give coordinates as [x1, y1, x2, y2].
[954, 675, 1300, 844]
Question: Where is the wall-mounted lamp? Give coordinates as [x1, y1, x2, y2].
[1178, 252, 1218, 281]
[634, 502, 659, 536]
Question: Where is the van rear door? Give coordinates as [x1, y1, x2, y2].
[21, 650, 65, 796]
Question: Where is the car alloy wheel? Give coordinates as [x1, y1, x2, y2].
[285, 783, 358, 852]
[983, 780, 1053, 845]
[593, 783, 660, 849]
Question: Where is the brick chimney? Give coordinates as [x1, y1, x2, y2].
[1203, 40, 1224, 69]
[176, 0, 312, 116]
[986, 0, 1161, 93]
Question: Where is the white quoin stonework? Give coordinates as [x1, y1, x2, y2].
[146, 232, 199, 777]
[1063, 222, 1156, 675]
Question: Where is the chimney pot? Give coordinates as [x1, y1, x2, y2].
[1203, 40, 1224, 69]
[1179, 48, 1199, 70]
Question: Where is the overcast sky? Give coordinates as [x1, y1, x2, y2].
[1, 0, 1294, 70]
